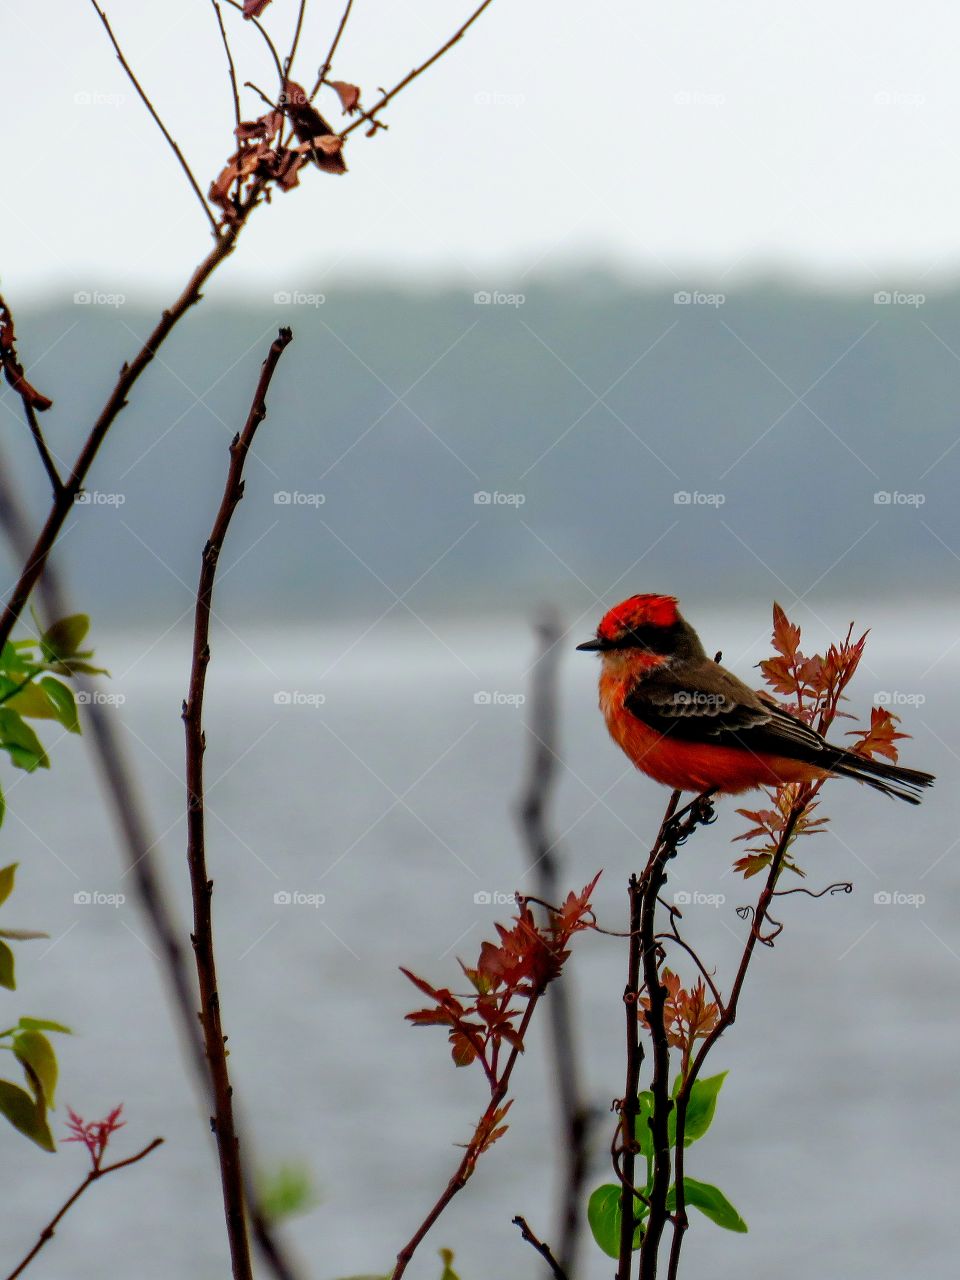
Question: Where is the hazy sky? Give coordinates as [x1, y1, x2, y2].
[4, 1, 960, 296]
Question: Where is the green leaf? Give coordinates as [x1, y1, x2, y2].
[39, 678, 80, 733]
[667, 1178, 747, 1233]
[438, 1248, 460, 1280]
[670, 1072, 727, 1148]
[0, 1079, 55, 1151]
[17, 1018, 72, 1035]
[0, 942, 14, 990]
[41, 615, 90, 662]
[0, 863, 16, 907]
[633, 1090, 655, 1158]
[0, 710, 49, 771]
[257, 1162, 319, 1222]
[0, 645, 30, 675]
[7, 678, 80, 734]
[587, 1183, 645, 1259]
[13, 1031, 58, 1108]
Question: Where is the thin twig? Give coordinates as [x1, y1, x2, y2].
[211, 2, 242, 133]
[182, 327, 293, 1280]
[666, 800, 805, 1280]
[88, 2, 218, 235]
[223, 0, 286, 86]
[0, 440, 303, 1280]
[0, 222, 245, 653]
[310, 0, 356, 99]
[341, 0, 498, 138]
[0, 293, 64, 496]
[391, 992, 542, 1280]
[515, 607, 591, 1278]
[286, 0, 309, 75]
[512, 1215, 570, 1280]
[4, 1138, 163, 1280]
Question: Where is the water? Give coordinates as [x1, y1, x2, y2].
[2, 609, 957, 1279]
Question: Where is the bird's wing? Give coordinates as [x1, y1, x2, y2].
[623, 663, 830, 759]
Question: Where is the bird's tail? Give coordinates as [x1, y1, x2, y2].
[825, 749, 935, 804]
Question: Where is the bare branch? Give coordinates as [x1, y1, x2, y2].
[512, 1215, 570, 1280]
[311, 0, 356, 100]
[4, 1138, 163, 1280]
[341, 0, 498, 139]
[516, 607, 591, 1277]
[223, 0, 285, 86]
[89, 2, 219, 234]
[182, 327, 293, 1280]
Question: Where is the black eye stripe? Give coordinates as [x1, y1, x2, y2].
[606, 624, 681, 654]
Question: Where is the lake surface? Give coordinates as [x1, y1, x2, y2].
[2, 609, 957, 1279]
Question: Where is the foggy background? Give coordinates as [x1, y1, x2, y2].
[1, 3, 958, 1280]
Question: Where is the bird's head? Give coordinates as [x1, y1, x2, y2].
[576, 594, 705, 670]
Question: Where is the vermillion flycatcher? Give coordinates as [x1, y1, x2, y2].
[577, 594, 934, 803]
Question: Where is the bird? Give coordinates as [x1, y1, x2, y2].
[577, 593, 934, 804]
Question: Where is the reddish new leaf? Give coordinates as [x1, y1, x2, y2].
[330, 80, 361, 114]
[281, 80, 347, 175]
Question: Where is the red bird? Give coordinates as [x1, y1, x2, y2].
[577, 594, 934, 803]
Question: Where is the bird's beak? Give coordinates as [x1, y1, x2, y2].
[576, 638, 604, 652]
